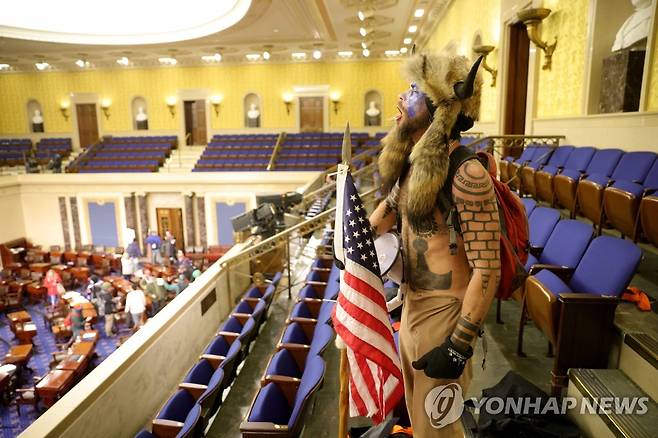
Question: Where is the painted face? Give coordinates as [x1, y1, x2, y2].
[394, 83, 431, 141]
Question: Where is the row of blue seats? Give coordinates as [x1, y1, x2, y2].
[136, 273, 283, 438]
[516, 199, 642, 393]
[78, 159, 160, 166]
[108, 136, 176, 141]
[305, 193, 333, 219]
[101, 143, 172, 149]
[93, 151, 167, 158]
[192, 167, 265, 172]
[0, 139, 31, 146]
[202, 150, 272, 157]
[78, 168, 151, 173]
[207, 142, 274, 148]
[275, 166, 327, 171]
[277, 158, 337, 165]
[198, 159, 270, 165]
[506, 146, 658, 243]
[240, 243, 336, 436]
[279, 148, 341, 154]
[211, 134, 277, 139]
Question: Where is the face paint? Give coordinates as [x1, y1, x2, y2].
[405, 83, 427, 118]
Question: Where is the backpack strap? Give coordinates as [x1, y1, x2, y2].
[440, 146, 479, 255]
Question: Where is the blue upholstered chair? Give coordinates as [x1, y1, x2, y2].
[182, 358, 225, 419]
[577, 151, 656, 228]
[603, 157, 658, 240]
[241, 356, 326, 437]
[520, 145, 573, 197]
[204, 335, 242, 389]
[554, 148, 623, 216]
[520, 198, 537, 217]
[145, 389, 202, 438]
[519, 236, 641, 394]
[535, 146, 596, 205]
[527, 207, 561, 256]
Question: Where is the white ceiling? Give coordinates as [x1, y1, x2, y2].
[0, 0, 452, 72]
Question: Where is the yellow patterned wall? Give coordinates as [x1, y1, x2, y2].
[423, 0, 501, 123]
[648, 26, 658, 110]
[0, 61, 407, 134]
[535, 0, 589, 118]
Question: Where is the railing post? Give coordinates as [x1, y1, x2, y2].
[286, 237, 292, 299]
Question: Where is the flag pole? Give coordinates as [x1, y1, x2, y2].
[337, 122, 351, 438]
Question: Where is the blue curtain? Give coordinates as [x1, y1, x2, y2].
[216, 202, 246, 245]
[88, 202, 119, 247]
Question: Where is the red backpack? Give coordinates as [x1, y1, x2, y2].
[442, 146, 529, 300]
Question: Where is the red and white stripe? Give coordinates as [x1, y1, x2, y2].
[333, 257, 404, 423]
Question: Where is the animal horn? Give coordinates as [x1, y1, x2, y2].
[453, 55, 483, 100]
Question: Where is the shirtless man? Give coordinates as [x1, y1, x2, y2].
[370, 54, 501, 436]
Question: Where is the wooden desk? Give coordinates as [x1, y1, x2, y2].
[70, 267, 89, 282]
[36, 370, 75, 407]
[78, 330, 99, 346]
[51, 264, 69, 276]
[55, 354, 88, 376]
[27, 282, 46, 303]
[63, 251, 78, 264]
[9, 279, 31, 294]
[8, 311, 31, 325]
[15, 322, 37, 345]
[71, 342, 94, 357]
[3, 344, 33, 368]
[29, 262, 52, 274]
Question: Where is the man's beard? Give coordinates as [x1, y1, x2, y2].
[395, 113, 431, 143]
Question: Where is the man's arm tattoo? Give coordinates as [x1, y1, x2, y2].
[451, 315, 480, 350]
[453, 162, 501, 296]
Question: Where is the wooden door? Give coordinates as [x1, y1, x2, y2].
[156, 208, 185, 248]
[76, 104, 99, 148]
[299, 97, 324, 132]
[503, 22, 530, 157]
[184, 100, 207, 145]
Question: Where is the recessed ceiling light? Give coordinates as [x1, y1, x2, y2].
[414, 8, 425, 18]
[75, 59, 90, 68]
[292, 52, 306, 60]
[263, 51, 271, 60]
[400, 47, 408, 54]
[0, 64, 11, 71]
[362, 48, 370, 57]
[403, 37, 412, 45]
[245, 53, 261, 61]
[35, 62, 50, 71]
[359, 27, 367, 37]
[312, 50, 322, 60]
[338, 51, 353, 58]
[361, 41, 368, 49]
[273, 28, 279, 33]
[408, 25, 418, 33]
[116, 57, 129, 66]
[201, 53, 222, 63]
[385, 50, 400, 56]
[158, 57, 177, 65]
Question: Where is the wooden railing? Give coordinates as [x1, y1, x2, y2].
[267, 132, 287, 171]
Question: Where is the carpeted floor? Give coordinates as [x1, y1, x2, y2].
[0, 300, 120, 436]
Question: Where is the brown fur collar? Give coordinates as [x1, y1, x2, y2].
[378, 53, 483, 234]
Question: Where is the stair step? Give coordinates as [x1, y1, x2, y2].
[568, 368, 657, 438]
[619, 333, 658, 401]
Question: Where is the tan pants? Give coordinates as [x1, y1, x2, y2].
[400, 291, 472, 437]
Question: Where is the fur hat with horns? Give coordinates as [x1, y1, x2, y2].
[378, 53, 483, 233]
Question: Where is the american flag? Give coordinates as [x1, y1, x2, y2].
[331, 166, 404, 423]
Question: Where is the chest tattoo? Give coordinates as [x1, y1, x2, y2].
[408, 237, 452, 291]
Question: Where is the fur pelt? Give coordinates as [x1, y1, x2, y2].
[378, 53, 483, 234]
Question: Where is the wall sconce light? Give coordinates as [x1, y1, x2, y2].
[472, 45, 498, 87]
[210, 95, 223, 117]
[517, 8, 557, 71]
[282, 92, 294, 115]
[59, 100, 70, 121]
[166, 96, 177, 118]
[330, 91, 341, 115]
[100, 98, 112, 120]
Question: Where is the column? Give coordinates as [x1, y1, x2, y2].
[196, 196, 207, 248]
[58, 196, 71, 249]
[69, 197, 81, 250]
[184, 193, 195, 249]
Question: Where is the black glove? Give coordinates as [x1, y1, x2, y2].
[412, 337, 473, 379]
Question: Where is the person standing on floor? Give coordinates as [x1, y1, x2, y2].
[145, 230, 163, 265]
[124, 285, 146, 330]
[43, 269, 63, 309]
[97, 281, 116, 337]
